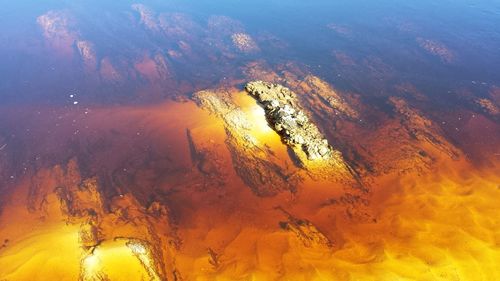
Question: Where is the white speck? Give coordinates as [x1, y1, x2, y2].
[73, 101, 79, 105]
[70, 94, 74, 98]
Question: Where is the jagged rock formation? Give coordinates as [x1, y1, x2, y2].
[245, 81, 333, 161]
[245, 81, 354, 182]
[193, 90, 300, 196]
[241, 62, 461, 176]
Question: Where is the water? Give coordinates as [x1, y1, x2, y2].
[1, 0, 499, 104]
[0, 1, 499, 280]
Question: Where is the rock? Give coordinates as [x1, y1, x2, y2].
[99, 57, 123, 83]
[231, 33, 260, 53]
[277, 207, 333, 249]
[416, 37, 455, 63]
[76, 40, 97, 71]
[474, 98, 500, 119]
[125, 239, 163, 281]
[36, 10, 77, 55]
[79, 222, 100, 249]
[297, 75, 358, 119]
[389, 97, 460, 159]
[245, 81, 334, 161]
[134, 53, 173, 83]
[245, 81, 357, 182]
[131, 4, 160, 31]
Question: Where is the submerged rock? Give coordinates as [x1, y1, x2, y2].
[277, 207, 333, 250]
[473, 98, 500, 120]
[131, 4, 160, 32]
[76, 40, 97, 71]
[389, 97, 460, 159]
[245, 81, 334, 161]
[231, 33, 259, 53]
[193, 90, 300, 196]
[416, 37, 455, 63]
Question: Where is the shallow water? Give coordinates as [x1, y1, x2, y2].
[0, 1, 499, 280]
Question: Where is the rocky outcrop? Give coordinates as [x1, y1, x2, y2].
[245, 81, 356, 181]
[245, 81, 333, 161]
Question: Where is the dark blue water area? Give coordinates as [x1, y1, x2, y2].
[0, 0, 499, 106]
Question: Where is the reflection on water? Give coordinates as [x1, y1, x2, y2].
[0, 0, 499, 280]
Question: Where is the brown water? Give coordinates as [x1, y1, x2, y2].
[0, 1, 499, 280]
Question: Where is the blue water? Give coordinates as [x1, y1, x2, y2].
[0, 0, 499, 105]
